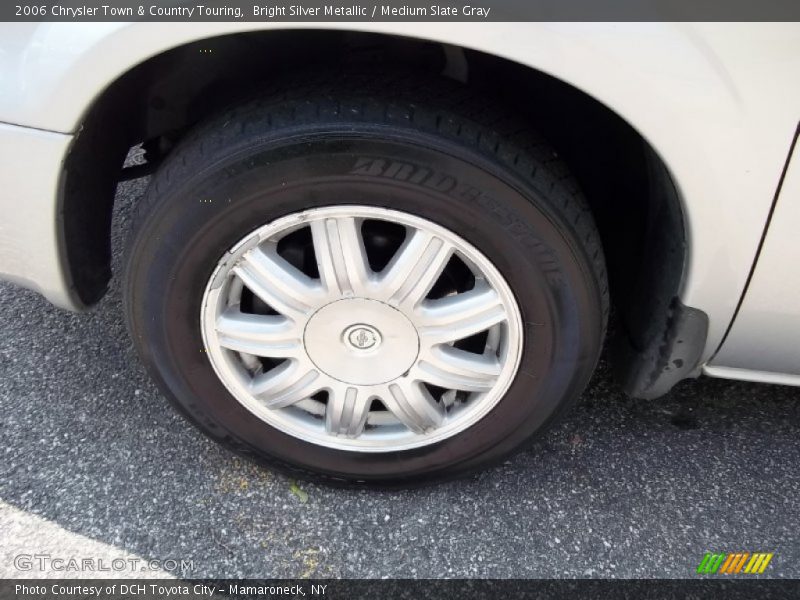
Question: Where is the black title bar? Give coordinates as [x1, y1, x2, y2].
[5, 0, 800, 22]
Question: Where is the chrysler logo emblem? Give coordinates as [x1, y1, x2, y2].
[344, 324, 381, 351]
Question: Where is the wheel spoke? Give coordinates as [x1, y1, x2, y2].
[417, 286, 506, 344]
[215, 309, 302, 357]
[250, 361, 323, 408]
[310, 217, 372, 297]
[379, 380, 444, 433]
[233, 246, 322, 321]
[377, 229, 453, 308]
[415, 346, 501, 392]
[325, 386, 372, 437]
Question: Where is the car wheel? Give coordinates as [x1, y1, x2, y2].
[124, 74, 608, 486]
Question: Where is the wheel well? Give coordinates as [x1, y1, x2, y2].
[62, 29, 686, 392]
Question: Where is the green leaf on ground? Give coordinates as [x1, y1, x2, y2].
[289, 480, 308, 503]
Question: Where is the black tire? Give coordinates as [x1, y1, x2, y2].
[124, 73, 608, 486]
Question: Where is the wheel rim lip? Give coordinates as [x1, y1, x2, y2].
[200, 205, 524, 453]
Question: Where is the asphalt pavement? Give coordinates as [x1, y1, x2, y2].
[1, 176, 799, 579]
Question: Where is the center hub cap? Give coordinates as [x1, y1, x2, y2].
[303, 298, 419, 386]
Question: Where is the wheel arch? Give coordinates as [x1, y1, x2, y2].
[59, 26, 700, 397]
